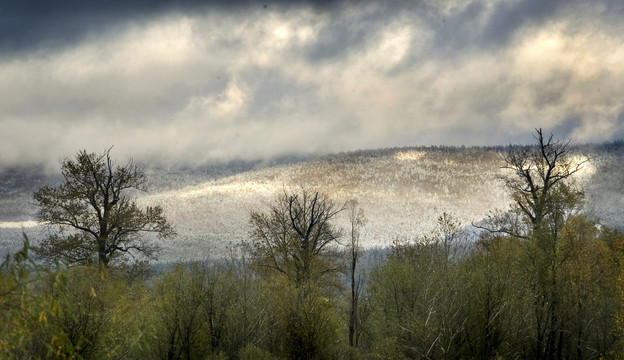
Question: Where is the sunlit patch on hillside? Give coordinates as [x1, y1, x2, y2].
[393, 150, 424, 161]
[176, 181, 278, 198]
[0, 221, 39, 229]
[570, 155, 595, 178]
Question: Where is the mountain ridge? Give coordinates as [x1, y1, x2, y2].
[1, 143, 622, 262]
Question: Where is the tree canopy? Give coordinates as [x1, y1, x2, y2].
[250, 189, 345, 288]
[33, 148, 175, 267]
[502, 128, 586, 233]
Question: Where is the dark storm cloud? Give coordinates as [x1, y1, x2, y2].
[305, 2, 386, 62]
[480, 0, 564, 47]
[306, 21, 368, 62]
[3, 0, 622, 56]
[0, 0, 338, 56]
[0, 0, 171, 55]
[551, 117, 583, 140]
[612, 111, 624, 140]
[1, 0, 623, 170]
[425, 1, 488, 54]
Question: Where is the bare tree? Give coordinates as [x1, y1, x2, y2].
[249, 189, 345, 288]
[488, 129, 587, 359]
[502, 128, 585, 234]
[345, 199, 366, 348]
[33, 148, 175, 267]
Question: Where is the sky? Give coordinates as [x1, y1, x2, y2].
[1, 0, 624, 170]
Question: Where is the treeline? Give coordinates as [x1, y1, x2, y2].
[1, 214, 623, 359]
[2, 130, 624, 359]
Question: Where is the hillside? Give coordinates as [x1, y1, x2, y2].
[1, 144, 622, 262]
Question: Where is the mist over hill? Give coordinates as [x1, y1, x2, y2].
[1, 143, 622, 262]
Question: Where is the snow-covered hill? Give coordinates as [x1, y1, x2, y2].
[1, 145, 622, 262]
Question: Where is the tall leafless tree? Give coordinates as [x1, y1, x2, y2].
[249, 189, 344, 289]
[503, 128, 586, 230]
[345, 199, 366, 348]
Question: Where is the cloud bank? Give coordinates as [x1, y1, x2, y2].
[1, 0, 623, 170]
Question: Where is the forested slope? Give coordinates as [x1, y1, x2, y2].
[1, 144, 622, 261]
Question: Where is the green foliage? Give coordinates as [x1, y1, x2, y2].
[0, 237, 156, 359]
[254, 275, 343, 360]
[248, 189, 349, 359]
[0, 237, 45, 358]
[367, 213, 470, 359]
[4, 138, 622, 359]
[238, 345, 275, 360]
[33, 148, 175, 267]
[492, 129, 619, 358]
[148, 263, 214, 359]
[145, 259, 277, 359]
[461, 233, 532, 358]
[366, 212, 620, 359]
[284, 292, 342, 360]
[1, 216, 621, 359]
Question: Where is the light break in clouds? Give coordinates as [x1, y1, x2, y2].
[1, 0, 624, 169]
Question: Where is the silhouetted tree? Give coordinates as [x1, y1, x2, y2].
[33, 148, 175, 267]
[502, 128, 585, 236]
[250, 189, 346, 359]
[250, 189, 344, 289]
[345, 199, 366, 348]
[494, 129, 588, 359]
